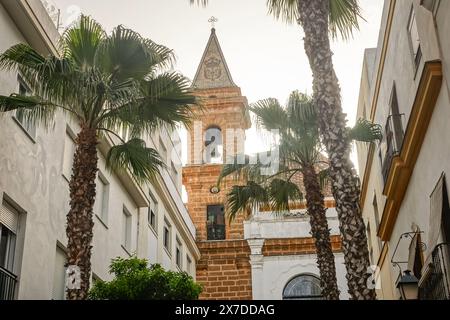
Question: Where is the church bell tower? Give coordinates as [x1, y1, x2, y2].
[182, 25, 252, 300]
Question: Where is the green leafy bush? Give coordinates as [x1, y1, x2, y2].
[88, 257, 202, 300]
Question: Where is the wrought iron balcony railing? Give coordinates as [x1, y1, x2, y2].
[382, 114, 405, 184]
[0, 266, 17, 300]
[419, 243, 450, 300]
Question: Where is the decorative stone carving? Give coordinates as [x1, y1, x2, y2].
[192, 29, 236, 89]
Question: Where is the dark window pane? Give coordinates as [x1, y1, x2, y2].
[164, 226, 170, 250]
[149, 210, 156, 228]
[207, 205, 225, 240]
[0, 225, 16, 271]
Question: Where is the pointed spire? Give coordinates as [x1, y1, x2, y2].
[192, 27, 236, 89]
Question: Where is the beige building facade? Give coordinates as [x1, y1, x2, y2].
[356, 0, 450, 299]
[0, 0, 199, 300]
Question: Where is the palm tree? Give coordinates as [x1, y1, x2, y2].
[191, 0, 375, 300]
[0, 16, 196, 299]
[219, 91, 381, 300]
[220, 91, 340, 299]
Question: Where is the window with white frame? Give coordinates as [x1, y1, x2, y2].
[94, 172, 109, 225]
[52, 246, 67, 300]
[122, 207, 132, 252]
[14, 76, 36, 139]
[148, 193, 158, 232]
[0, 200, 19, 273]
[163, 219, 171, 254]
[63, 128, 76, 180]
[407, 7, 422, 71]
[176, 237, 182, 269]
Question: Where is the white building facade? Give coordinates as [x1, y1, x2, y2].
[0, 0, 199, 300]
[356, 0, 450, 300]
[244, 205, 350, 300]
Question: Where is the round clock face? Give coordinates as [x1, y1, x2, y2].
[210, 186, 220, 194]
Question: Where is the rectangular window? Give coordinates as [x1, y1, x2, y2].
[207, 205, 226, 241]
[149, 210, 156, 230]
[148, 193, 158, 232]
[0, 200, 19, 272]
[372, 194, 382, 250]
[52, 246, 67, 300]
[176, 238, 182, 269]
[63, 128, 76, 180]
[94, 172, 109, 225]
[14, 76, 36, 139]
[159, 137, 167, 164]
[187, 255, 192, 275]
[408, 7, 422, 71]
[122, 207, 132, 251]
[163, 219, 171, 253]
[0, 225, 16, 272]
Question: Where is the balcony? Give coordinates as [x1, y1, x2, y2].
[381, 114, 405, 184]
[0, 266, 17, 300]
[419, 243, 450, 300]
[207, 223, 226, 241]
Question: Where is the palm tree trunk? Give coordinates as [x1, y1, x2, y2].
[302, 164, 340, 300]
[297, 0, 376, 300]
[66, 125, 98, 300]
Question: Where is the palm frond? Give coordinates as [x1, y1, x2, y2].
[189, 0, 209, 7]
[348, 118, 382, 143]
[269, 178, 303, 212]
[266, 0, 299, 24]
[60, 15, 106, 68]
[219, 153, 278, 185]
[0, 94, 45, 111]
[106, 138, 165, 183]
[287, 91, 316, 125]
[0, 43, 46, 72]
[0, 94, 57, 127]
[103, 72, 197, 134]
[0, 43, 87, 119]
[329, 0, 364, 40]
[95, 26, 174, 82]
[250, 98, 288, 132]
[219, 154, 251, 183]
[318, 168, 331, 191]
[267, 0, 363, 40]
[142, 38, 176, 72]
[226, 182, 269, 222]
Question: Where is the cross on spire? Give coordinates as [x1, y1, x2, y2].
[208, 16, 218, 29]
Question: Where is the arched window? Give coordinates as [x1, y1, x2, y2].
[282, 274, 323, 300]
[204, 126, 223, 164]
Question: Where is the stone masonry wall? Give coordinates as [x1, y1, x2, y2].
[196, 240, 252, 300]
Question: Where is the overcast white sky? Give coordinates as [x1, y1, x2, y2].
[49, 0, 384, 165]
